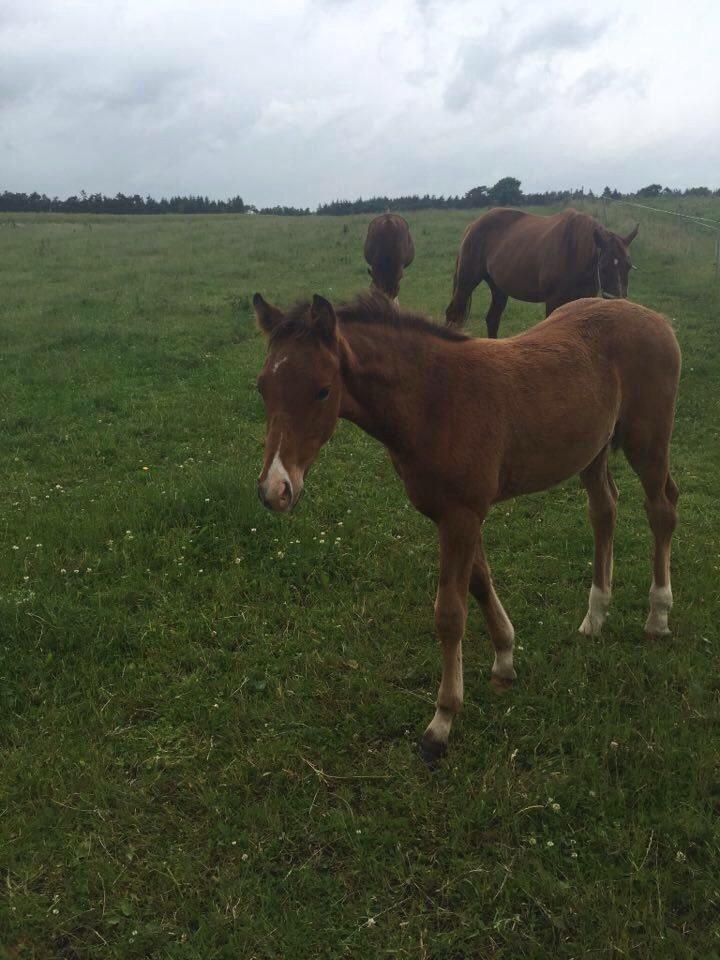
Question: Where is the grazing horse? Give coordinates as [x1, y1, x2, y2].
[254, 292, 679, 762]
[364, 213, 415, 301]
[445, 207, 639, 336]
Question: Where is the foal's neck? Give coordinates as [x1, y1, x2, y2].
[338, 323, 447, 453]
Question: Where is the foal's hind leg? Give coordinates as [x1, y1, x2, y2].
[623, 439, 678, 637]
[421, 512, 480, 763]
[578, 447, 618, 635]
[469, 535, 516, 684]
[484, 280, 508, 339]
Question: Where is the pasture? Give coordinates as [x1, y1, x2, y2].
[0, 202, 718, 959]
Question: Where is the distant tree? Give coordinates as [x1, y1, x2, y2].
[637, 184, 663, 198]
[684, 186, 711, 197]
[487, 177, 522, 206]
[463, 185, 489, 207]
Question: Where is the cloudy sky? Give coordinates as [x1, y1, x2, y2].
[1, 0, 718, 207]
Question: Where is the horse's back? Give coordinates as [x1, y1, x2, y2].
[364, 213, 414, 266]
[459, 208, 597, 303]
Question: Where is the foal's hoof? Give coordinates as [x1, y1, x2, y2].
[644, 628, 671, 642]
[419, 733, 447, 766]
[578, 614, 602, 636]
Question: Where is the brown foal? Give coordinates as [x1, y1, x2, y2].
[254, 292, 680, 761]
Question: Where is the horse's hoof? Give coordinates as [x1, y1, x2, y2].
[644, 629, 671, 642]
[419, 734, 447, 767]
[490, 674, 515, 693]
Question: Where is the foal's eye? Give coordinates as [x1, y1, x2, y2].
[317, 386, 331, 401]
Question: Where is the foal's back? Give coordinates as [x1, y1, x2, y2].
[453, 298, 679, 501]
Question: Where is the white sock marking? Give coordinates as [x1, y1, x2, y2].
[645, 580, 672, 636]
[489, 585, 516, 679]
[579, 584, 612, 636]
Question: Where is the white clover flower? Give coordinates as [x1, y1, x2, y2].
[551, 803, 561, 813]
[546, 840, 554, 848]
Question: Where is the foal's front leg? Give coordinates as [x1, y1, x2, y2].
[421, 512, 480, 763]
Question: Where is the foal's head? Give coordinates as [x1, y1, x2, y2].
[594, 224, 638, 298]
[254, 294, 342, 512]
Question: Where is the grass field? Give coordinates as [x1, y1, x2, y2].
[0, 201, 718, 959]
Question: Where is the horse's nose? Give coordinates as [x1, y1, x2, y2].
[279, 479, 292, 507]
[257, 476, 293, 512]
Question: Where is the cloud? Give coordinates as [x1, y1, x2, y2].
[0, 0, 718, 205]
[514, 14, 607, 55]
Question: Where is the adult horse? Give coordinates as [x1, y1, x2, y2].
[445, 207, 639, 336]
[363, 213, 415, 301]
[254, 292, 679, 762]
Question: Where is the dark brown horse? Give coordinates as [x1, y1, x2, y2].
[445, 207, 639, 336]
[364, 213, 415, 301]
[254, 292, 679, 762]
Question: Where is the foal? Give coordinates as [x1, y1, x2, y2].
[254, 293, 680, 761]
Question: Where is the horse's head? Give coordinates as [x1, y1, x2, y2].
[254, 293, 342, 512]
[368, 265, 401, 300]
[594, 224, 638, 299]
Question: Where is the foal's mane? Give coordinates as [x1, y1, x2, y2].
[269, 293, 469, 344]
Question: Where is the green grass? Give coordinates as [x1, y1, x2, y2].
[0, 204, 718, 959]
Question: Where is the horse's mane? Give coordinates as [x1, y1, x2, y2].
[269, 293, 468, 344]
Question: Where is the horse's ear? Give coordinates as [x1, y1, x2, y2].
[253, 293, 284, 336]
[623, 223, 639, 246]
[593, 227, 610, 250]
[310, 294, 337, 342]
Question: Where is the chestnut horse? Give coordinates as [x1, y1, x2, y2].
[445, 207, 639, 336]
[364, 213, 415, 300]
[254, 292, 679, 762]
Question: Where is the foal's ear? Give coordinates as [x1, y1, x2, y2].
[623, 223, 639, 246]
[310, 294, 337, 342]
[253, 293, 284, 336]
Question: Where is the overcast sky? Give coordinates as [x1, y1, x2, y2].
[1, 0, 718, 207]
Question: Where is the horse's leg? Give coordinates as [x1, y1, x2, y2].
[545, 295, 569, 317]
[469, 534, 516, 684]
[578, 447, 618, 635]
[484, 280, 508, 339]
[421, 511, 480, 763]
[622, 433, 678, 637]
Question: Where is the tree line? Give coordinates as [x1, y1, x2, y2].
[1, 178, 717, 217]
